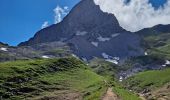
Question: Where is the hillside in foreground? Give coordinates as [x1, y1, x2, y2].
[0, 57, 107, 100]
[0, 57, 144, 100]
[124, 67, 170, 99]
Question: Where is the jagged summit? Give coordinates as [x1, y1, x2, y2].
[19, 0, 124, 46]
[19, 0, 144, 60]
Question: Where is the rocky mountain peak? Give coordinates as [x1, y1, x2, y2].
[18, 0, 144, 61]
[19, 0, 124, 46]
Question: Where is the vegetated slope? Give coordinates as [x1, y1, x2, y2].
[89, 58, 142, 100]
[136, 24, 170, 37]
[89, 58, 120, 79]
[117, 30, 170, 79]
[136, 24, 170, 60]
[143, 32, 170, 59]
[124, 68, 170, 99]
[113, 85, 142, 100]
[0, 42, 71, 62]
[0, 57, 107, 100]
[126, 28, 170, 90]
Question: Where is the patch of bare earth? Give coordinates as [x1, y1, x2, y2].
[144, 83, 170, 100]
[102, 88, 120, 100]
[30, 90, 82, 100]
[138, 93, 146, 100]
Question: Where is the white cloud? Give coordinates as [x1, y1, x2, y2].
[64, 6, 69, 10]
[54, 6, 69, 24]
[41, 21, 49, 29]
[94, 0, 170, 32]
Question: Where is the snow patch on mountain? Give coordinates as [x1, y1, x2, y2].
[97, 36, 110, 42]
[71, 54, 79, 59]
[0, 47, 8, 51]
[82, 57, 88, 62]
[144, 52, 148, 55]
[91, 42, 99, 47]
[76, 31, 88, 36]
[102, 53, 119, 64]
[106, 59, 119, 65]
[113, 57, 120, 61]
[165, 60, 170, 65]
[119, 76, 123, 82]
[111, 33, 120, 38]
[102, 53, 109, 59]
[162, 60, 170, 67]
[42, 55, 50, 59]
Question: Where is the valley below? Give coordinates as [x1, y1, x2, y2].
[1, 0, 170, 100]
[0, 57, 142, 100]
[1, 37, 170, 100]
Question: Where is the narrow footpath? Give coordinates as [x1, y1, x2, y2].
[102, 88, 120, 100]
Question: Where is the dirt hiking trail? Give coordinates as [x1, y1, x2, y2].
[102, 87, 120, 100]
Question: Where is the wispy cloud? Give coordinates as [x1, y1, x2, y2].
[54, 6, 69, 24]
[94, 0, 170, 32]
[41, 21, 49, 29]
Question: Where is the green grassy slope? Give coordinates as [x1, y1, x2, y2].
[113, 86, 141, 100]
[89, 58, 142, 100]
[89, 58, 119, 81]
[124, 68, 170, 91]
[124, 68, 170, 99]
[0, 56, 148, 100]
[143, 33, 170, 59]
[0, 57, 106, 100]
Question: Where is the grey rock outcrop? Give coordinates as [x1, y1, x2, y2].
[19, 0, 144, 60]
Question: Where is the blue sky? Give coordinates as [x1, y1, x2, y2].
[0, 0, 80, 46]
[149, 0, 167, 8]
[0, 0, 167, 46]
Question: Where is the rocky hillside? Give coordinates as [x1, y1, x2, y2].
[0, 42, 71, 62]
[136, 24, 170, 37]
[1, 0, 170, 100]
[124, 68, 170, 99]
[19, 0, 144, 61]
[1, 0, 170, 72]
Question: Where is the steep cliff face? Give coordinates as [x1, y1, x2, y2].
[19, 0, 144, 60]
[19, 0, 123, 46]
